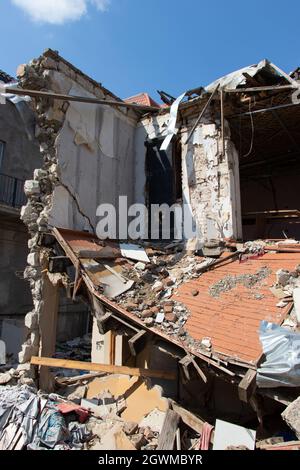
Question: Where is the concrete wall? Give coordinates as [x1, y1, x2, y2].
[43, 70, 138, 233]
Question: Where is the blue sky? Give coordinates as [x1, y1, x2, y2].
[1, 0, 299, 102]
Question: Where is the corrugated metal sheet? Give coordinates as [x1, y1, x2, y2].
[173, 253, 300, 365]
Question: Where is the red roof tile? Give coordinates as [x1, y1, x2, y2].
[124, 93, 161, 108]
[172, 253, 300, 365]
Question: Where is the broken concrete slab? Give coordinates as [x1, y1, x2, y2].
[282, 396, 300, 439]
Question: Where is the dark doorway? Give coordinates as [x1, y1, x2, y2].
[145, 139, 179, 240]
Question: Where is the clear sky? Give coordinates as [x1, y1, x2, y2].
[1, 0, 299, 102]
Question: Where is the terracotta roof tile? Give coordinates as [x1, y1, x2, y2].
[172, 253, 300, 365]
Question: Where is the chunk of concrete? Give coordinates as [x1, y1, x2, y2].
[139, 409, 166, 434]
[123, 421, 139, 436]
[24, 180, 40, 196]
[282, 396, 300, 439]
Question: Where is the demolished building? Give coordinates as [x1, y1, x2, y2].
[1, 50, 300, 450]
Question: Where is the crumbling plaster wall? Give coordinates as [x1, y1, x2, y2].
[181, 118, 242, 242]
[136, 109, 242, 243]
[48, 81, 137, 232]
[17, 52, 138, 367]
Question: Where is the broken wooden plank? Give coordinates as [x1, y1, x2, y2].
[129, 330, 147, 357]
[190, 356, 207, 384]
[97, 312, 114, 335]
[176, 428, 181, 450]
[180, 354, 207, 383]
[31, 356, 177, 380]
[185, 84, 220, 145]
[157, 409, 180, 450]
[78, 247, 119, 259]
[55, 372, 107, 386]
[179, 355, 193, 381]
[170, 400, 206, 436]
[238, 369, 257, 403]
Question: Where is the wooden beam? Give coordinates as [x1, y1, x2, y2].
[190, 357, 208, 384]
[128, 330, 147, 357]
[157, 409, 180, 450]
[229, 101, 300, 119]
[179, 354, 207, 383]
[238, 369, 257, 403]
[170, 400, 205, 435]
[78, 247, 119, 259]
[31, 356, 177, 380]
[38, 274, 60, 392]
[225, 84, 294, 93]
[97, 311, 114, 335]
[179, 355, 193, 381]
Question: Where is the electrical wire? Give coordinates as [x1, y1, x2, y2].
[242, 97, 255, 158]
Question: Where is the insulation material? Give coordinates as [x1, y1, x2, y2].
[257, 321, 300, 388]
[160, 92, 186, 151]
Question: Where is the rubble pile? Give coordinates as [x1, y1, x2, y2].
[0, 380, 199, 451]
[209, 267, 271, 298]
[56, 334, 92, 362]
[118, 250, 215, 336]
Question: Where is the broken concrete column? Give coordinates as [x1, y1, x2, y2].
[17, 52, 69, 372]
[180, 116, 242, 245]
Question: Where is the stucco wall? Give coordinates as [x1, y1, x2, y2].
[42, 70, 138, 233]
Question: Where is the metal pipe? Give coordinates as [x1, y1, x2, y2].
[2, 87, 160, 112]
[185, 85, 220, 145]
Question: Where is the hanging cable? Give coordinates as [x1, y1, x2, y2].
[242, 96, 255, 158]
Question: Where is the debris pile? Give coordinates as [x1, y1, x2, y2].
[209, 267, 271, 298]
[56, 334, 92, 362]
[118, 250, 216, 335]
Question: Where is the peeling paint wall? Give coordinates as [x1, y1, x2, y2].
[181, 118, 242, 242]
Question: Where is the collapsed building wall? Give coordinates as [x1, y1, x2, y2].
[17, 50, 139, 367]
[136, 100, 242, 244]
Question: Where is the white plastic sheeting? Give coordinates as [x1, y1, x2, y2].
[257, 321, 300, 388]
[160, 91, 186, 151]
